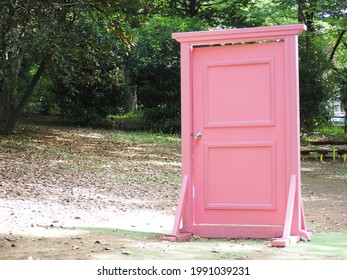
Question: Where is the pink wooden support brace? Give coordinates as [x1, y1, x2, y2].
[161, 176, 192, 241]
[271, 175, 300, 246]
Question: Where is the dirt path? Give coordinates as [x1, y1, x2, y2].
[1, 122, 346, 259]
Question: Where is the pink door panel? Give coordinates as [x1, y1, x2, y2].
[193, 43, 285, 228]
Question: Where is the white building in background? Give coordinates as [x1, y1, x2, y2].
[332, 100, 346, 117]
[330, 100, 346, 126]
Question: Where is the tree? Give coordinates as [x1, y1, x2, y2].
[128, 15, 208, 132]
[1, 1, 53, 134]
[156, 0, 263, 27]
[297, 0, 347, 131]
[47, 13, 128, 124]
[0, 0, 151, 135]
[259, 0, 346, 131]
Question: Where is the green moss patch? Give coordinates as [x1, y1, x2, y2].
[283, 232, 347, 259]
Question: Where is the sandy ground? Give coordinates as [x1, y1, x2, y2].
[0, 198, 174, 237]
[1, 161, 346, 260]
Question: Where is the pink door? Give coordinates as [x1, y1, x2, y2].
[191, 42, 286, 237]
[171, 25, 311, 243]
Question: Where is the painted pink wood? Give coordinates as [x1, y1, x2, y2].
[172, 25, 310, 245]
[179, 43, 195, 231]
[172, 24, 307, 45]
[192, 41, 285, 230]
[283, 175, 297, 239]
[171, 175, 188, 236]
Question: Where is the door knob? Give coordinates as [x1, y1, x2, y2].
[193, 132, 202, 139]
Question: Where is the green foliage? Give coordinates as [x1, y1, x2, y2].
[156, 0, 264, 27]
[258, 0, 346, 132]
[339, 69, 347, 109]
[129, 15, 208, 133]
[107, 112, 145, 130]
[296, 0, 347, 132]
[317, 126, 347, 140]
[1, 0, 346, 134]
[199, 0, 265, 27]
[47, 14, 129, 125]
[299, 36, 336, 131]
[301, 124, 347, 148]
[53, 82, 124, 125]
[0, 0, 151, 134]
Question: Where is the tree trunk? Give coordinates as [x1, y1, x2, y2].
[1, 73, 11, 126]
[297, 0, 317, 34]
[1, 59, 15, 135]
[329, 30, 346, 61]
[0, 55, 51, 135]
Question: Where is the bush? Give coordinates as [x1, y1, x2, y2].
[52, 81, 124, 125]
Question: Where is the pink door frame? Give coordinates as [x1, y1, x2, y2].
[168, 25, 312, 246]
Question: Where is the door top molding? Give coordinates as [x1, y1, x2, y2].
[172, 24, 306, 46]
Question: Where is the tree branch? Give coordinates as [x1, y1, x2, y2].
[329, 30, 346, 61]
[14, 54, 52, 116]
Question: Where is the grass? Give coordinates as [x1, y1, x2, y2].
[301, 126, 347, 150]
[302, 125, 347, 144]
[107, 112, 145, 130]
[318, 126, 347, 139]
[283, 232, 347, 259]
[107, 112, 180, 145]
[112, 130, 180, 146]
[78, 227, 161, 240]
[80, 227, 347, 260]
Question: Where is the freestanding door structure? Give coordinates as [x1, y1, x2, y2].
[168, 25, 312, 246]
